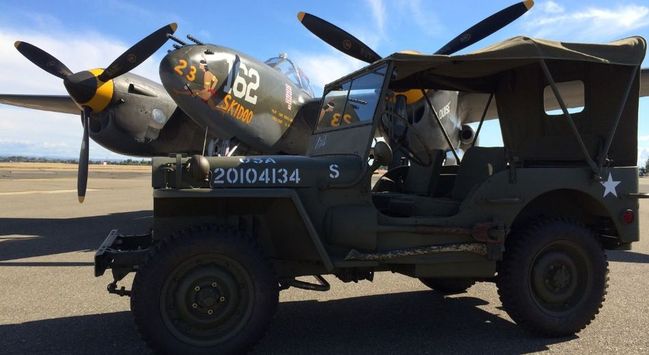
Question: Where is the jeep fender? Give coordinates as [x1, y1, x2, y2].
[152, 188, 334, 272]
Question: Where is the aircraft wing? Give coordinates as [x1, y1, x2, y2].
[459, 68, 649, 124]
[456, 92, 498, 124]
[0, 94, 79, 115]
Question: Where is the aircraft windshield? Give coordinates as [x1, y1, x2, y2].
[316, 64, 387, 132]
[265, 55, 314, 97]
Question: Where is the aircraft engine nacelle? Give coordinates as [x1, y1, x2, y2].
[105, 74, 178, 143]
[87, 73, 205, 156]
[89, 105, 205, 157]
[87, 108, 154, 156]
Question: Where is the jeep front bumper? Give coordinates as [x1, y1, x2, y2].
[94, 229, 153, 277]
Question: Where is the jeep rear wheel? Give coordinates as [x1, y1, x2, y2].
[131, 226, 278, 355]
[419, 278, 475, 295]
[497, 220, 608, 336]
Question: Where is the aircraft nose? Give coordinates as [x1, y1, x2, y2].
[159, 47, 194, 92]
[160, 45, 230, 103]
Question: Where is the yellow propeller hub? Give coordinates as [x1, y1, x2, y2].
[79, 68, 114, 112]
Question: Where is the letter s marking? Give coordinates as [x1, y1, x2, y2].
[329, 164, 340, 179]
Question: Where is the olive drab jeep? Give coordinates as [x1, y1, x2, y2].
[94, 36, 647, 354]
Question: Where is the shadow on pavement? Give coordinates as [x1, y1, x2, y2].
[0, 290, 575, 354]
[258, 290, 572, 354]
[607, 250, 649, 264]
[0, 210, 152, 262]
[0, 311, 149, 355]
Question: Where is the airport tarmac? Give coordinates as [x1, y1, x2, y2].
[1, 164, 649, 354]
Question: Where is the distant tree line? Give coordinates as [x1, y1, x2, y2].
[635, 158, 649, 176]
[0, 156, 151, 165]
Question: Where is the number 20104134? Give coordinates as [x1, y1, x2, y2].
[213, 167, 301, 185]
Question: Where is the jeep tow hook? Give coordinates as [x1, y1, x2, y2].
[107, 281, 131, 297]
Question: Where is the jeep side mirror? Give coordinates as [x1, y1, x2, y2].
[371, 141, 393, 171]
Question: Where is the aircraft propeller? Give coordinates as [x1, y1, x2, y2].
[297, 12, 381, 63]
[298, 0, 534, 61]
[14, 23, 177, 202]
[435, 0, 534, 55]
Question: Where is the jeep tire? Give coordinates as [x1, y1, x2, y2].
[131, 226, 279, 354]
[497, 219, 608, 336]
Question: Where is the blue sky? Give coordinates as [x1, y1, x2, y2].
[0, 0, 647, 161]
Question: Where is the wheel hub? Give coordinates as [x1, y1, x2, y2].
[194, 283, 222, 309]
[548, 264, 571, 290]
[175, 267, 238, 324]
[161, 254, 254, 346]
[531, 248, 583, 311]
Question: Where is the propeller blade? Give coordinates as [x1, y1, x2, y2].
[297, 12, 381, 63]
[435, 0, 534, 55]
[99, 23, 178, 82]
[78, 108, 91, 203]
[14, 41, 73, 79]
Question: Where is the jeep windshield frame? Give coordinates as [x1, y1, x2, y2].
[315, 63, 389, 133]
[308, 62, 392, 159]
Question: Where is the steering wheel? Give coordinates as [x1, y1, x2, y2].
[381, 110, 432, 166]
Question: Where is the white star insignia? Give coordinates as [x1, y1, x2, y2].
[600, 173, 621, 198]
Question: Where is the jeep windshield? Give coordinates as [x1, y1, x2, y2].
[316, 64, 387, 132]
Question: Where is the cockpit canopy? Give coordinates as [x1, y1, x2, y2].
[265, 54, 315, 97]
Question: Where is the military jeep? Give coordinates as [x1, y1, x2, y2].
[95, 36, 646, 354]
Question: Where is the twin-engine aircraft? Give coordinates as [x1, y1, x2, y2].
[2, 0, 648, 202]
[0, 24, 320, 201]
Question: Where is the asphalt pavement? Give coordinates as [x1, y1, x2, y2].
[1, 168, 648, 354]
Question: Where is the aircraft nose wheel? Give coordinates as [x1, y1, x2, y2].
[163, 260, 252, 343]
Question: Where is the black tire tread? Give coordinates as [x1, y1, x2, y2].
[497, 218, 608, 336]
[131, 224, 278, 355]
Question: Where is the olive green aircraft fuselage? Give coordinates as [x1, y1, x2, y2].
[160, 45, 318, 155]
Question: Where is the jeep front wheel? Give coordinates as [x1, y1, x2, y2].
[131, 226, 279, 354]
[497, 219, 608, 336]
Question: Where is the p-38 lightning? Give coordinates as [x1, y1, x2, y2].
[2, 0, 648, 202]
[1, 23, 319, 201]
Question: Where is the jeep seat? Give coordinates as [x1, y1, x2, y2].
[372, 149, 445, 208]
[381, 147, 506, 217]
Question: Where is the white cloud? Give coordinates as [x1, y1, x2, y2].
[0, 107, 124, 160]
[542, 1, 564, 14]
[291, 50, 367, 94]
[524, 2, 649, 41]
[394, 0, 445, 39]
[0, 30, 162, 94]
[365, 0, 386, 34]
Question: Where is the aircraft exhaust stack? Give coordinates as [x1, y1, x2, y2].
[460, 124, 476, 146]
